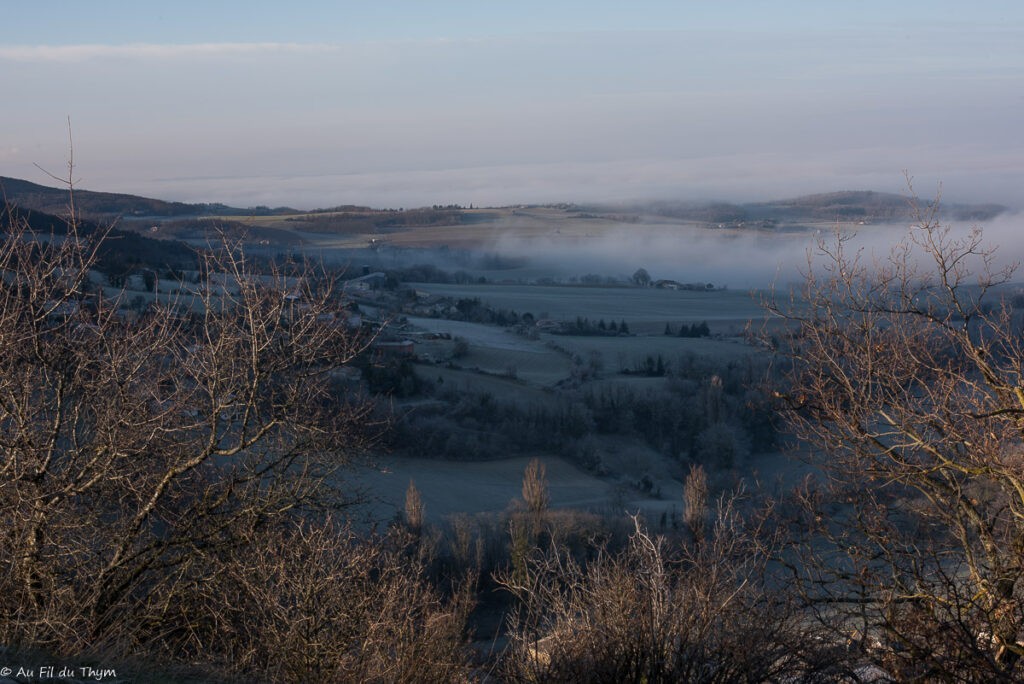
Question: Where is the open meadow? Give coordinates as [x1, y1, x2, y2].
[408, 281, 765, 332]
[353, 454, 614, 523]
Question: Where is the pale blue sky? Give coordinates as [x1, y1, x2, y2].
[3, 2, 1023, 208]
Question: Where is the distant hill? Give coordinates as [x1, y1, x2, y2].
[746, 191, 1007, 223]
[0, 176, 296, 221]
[637, 191, 1008, 226]
[1, 202, 199, 275]
[0, 176, 1010, 237]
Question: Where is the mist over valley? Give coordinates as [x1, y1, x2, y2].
[6, 3, 1024, 677]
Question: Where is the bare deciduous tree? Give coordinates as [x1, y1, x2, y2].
[683, 463, 709, 544]
[405, 478, 425, 536]
[522, 457, 550, 520]
[770, 199, 1024, 678]
[0, 201, 448, 675]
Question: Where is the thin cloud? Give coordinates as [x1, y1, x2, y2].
[0, 42, 339, 62]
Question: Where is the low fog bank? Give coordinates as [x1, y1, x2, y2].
[284, 210, 1024, 292]
[490, 226, 807, 290]
[485, 212, 1024, 290]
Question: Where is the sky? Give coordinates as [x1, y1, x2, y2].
[2, 2, 1023, 209]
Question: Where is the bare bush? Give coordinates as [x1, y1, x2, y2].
[182, 518, 473, 682]
[497, 501, 842, 682]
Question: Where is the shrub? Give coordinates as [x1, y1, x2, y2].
[497, 506, 843, 682]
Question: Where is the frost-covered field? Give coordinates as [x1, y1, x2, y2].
[353, 455, 614, 523]
[409, 282, 766, 329]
